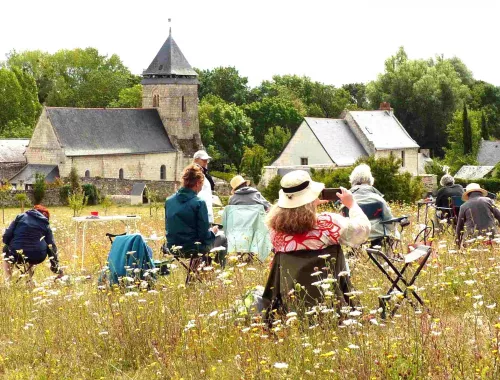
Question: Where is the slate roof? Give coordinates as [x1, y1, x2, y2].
[455, 165, 494, 180]
[142, 31, 197, 77]
[305, 118, 368, 166]
[477, 140, 500, 166]
[349, 110, 419, 150]
[45, 108, 175, 156]
[131, 183, 146, 197]
[10, 164, 59, 184]
[0, 139, 29, 163]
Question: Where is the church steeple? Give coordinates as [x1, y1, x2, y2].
[142, 28, 197, 81]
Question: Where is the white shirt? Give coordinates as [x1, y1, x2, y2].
[198, 175, 214, 223]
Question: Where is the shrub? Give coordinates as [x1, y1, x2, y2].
[310, 167, 351, 189]
[82, 184, 100, 205]
[455, 177, 500, 194]
[261, 175, 282, 203]
[33, 173, 46, 204]
[68, 191, 88, 217]
[14, 192, 29, 212]
[59, 185, 71, 205]
[69, 167, 81, 193]
[100, 195, 113, 215]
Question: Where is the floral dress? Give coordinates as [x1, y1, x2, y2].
[270, 204, 371, 252]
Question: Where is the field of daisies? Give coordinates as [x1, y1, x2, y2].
[1, 203, 500, 379]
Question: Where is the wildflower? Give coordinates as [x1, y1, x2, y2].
[349, 310, 362, 317]
[99, 331, 109, 336]
[210, 246, 226, 252]
[486, 303, 496, 309]
[321, 283, 331, 290]
[464, 280, 476, 286]
[286, 312, 297, 318]
[273, 362, 288, 369]
[348, 344, 360, 349]
[318, 254, 330, 259]
[310, 271, 323, 277]
[338, 271, 349, 277]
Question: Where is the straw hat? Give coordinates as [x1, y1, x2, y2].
[230, 175, 250, 194]
[277, 170, 324, 209]
[462, 183, 488, 201]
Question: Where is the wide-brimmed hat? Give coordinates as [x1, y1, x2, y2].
[278, 170, 324, 209]
[230, 175, 250, 193]
[462, 183, 488, 201]
[193, 150, 212, 160]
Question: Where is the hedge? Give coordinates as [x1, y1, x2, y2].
[455, 178, 500, 194]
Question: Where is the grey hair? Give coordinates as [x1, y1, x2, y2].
[440, 174, 455, 187]
[349, 164, 374, 186]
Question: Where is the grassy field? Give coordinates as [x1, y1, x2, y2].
[1, 203, 500, 379]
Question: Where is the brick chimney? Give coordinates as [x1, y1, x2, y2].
[379, 102, 392, 111]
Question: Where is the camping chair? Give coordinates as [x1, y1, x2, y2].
[366, 243, 432, 319]
[262, 245, 357, 325]
[161, 243, 210, 285]
[222, 205, 272, 263]
[101, 233, 158, 286]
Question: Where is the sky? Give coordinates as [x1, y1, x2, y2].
[1, 0, 499, 87]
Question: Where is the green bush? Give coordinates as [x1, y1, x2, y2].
[82, 184, 100, 205]
[211, 171, 236, 183]
[455, 177, 500, 193]
[310, 167, 351, 189]
[261, 175, 282, 203]
[33, 173, 46, 204]
[59, 185, 71, 205]
[219, 195, 230, 207]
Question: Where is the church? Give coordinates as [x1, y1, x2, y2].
[9, 29, 202, 188]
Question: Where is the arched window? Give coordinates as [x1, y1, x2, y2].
[119, 168, 124, 179]
[153, 94, 159, 107]
[181, 96, 186, 112]
[160, 165, 166, 180]
[84, 170, 90, 178]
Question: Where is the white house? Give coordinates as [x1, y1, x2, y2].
[262, 103, 422, 184]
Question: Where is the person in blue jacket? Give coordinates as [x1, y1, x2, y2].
[2, 205, 62, 282]
[165, 164, 221, 257]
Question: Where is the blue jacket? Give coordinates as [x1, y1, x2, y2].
[165, 187, 215, 254]
[2, 210, 57, 261]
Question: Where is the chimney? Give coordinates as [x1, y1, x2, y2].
[379, 102, 392, 111]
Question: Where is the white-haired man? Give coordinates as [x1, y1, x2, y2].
[435, 174, 464, 210]
[193, 150, 215, 223]
[349, 164, 398, 245]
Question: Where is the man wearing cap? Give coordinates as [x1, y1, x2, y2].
[193, 150, 215, 223]
[456, 183, 500, 246]
[228, 175, 271, 212]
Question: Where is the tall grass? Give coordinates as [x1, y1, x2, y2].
[1, 204, 500, 378]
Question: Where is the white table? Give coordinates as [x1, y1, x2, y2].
[72, 215, 141, 269]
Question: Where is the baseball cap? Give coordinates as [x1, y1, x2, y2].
[193, 150, 212, 160]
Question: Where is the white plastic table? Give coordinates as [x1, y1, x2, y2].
[72, 215, 141, 269]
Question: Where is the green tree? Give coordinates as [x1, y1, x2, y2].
[241, 145, 270, 185]
[199, 96, 254, 171]
[481, 111, 489, 140]
[108, 84, 142, 108]
[68, 191, 88, 217]
[463, 104, 473, 155]
[244, 96, 304, 144]
[33, 173, 46, 204]
[342, 83, 369, 109]
[264, 126, 291, 161]
[15, 192, 29, 213]
[196, 67, 249, 105]
[69, 167, 81, 194]
[261, 175, 282, 203]
[367, 47, 469, 156]
[0, 182, 10, 224]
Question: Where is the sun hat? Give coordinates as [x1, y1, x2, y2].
[193, 150, 211, 160]
[462, 183, 488, 201]
[277, 170, 325, 209]
[230, 175, 250, 193]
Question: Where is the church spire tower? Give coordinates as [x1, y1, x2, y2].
[142, 23, 201, 151]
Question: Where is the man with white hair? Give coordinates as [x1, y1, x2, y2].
[349, 164, 398, 245]
[193, 150, 214, 223]
[435, 174, 464, 211]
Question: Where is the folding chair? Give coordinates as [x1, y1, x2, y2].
[366, 244, 432, 319]
[222, 205, 272, 263]
[161, 243, 209, 285]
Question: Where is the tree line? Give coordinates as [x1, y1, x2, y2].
[1, 46, 500, 182]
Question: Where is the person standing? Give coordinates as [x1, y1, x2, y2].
[193, 150, 215, 223]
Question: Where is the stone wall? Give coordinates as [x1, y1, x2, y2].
[0, 162, 25, 183]
[1, 188, 61, 208]
[82, 177, 178, 199]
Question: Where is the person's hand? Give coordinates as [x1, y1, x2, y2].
[211, 225, 219, 235]
[337, 187, 355, 209]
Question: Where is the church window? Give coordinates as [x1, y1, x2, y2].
[401, 151, 405, 167]
[153, 94, 159, 107]
[160, 165, 166, 180]
[182, 96, 186, 112]
[119, 168, 124, 179]
[85, 170, 90, 178]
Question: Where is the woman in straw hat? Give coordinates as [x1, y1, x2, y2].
[456, 183, 500, 246]
[266, 170, 370, 252]
[228, 175, 271, 211]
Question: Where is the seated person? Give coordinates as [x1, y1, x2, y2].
[456, 183, 500, 246]
[435, 174, 464, 217]
[2, 205, 62, 282]
[267, 170, 370, 253]
[349, 164, 398, 245]
[165, 164, 227, 260]
[228, 175, 271, 211]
